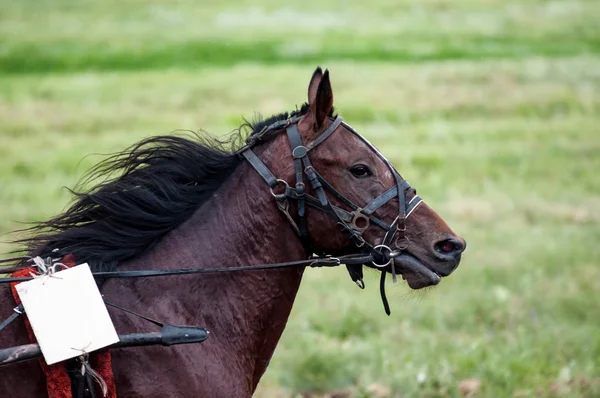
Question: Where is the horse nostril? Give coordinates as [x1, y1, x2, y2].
[434, 238, 465, 259]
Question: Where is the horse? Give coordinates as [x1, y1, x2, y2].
[0, 67, 465, 397]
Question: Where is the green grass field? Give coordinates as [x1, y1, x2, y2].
[1, 0, 599, 396]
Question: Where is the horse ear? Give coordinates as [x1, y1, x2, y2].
[314, 70, 333, 129]
[300, 69, 334, 136]
[308, 67, 323, 104]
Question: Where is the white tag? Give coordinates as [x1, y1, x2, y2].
[16, 263, 119, 365]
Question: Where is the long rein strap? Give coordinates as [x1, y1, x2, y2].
[0, 254, 373, 284]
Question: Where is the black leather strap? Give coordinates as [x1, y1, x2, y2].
[241, 149, 277, 188]
[286, 124, 309, 238]
[0, 305, 23, 333]
[362, 186, 397, 216]
[306, 116, 343, 151]
[0, 255, 373, 284]
[380, 271, 391, 316]
[314, 171, 358, 210]
[302, 163, 328, 206]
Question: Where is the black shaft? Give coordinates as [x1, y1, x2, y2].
[0, 325, 209, 366]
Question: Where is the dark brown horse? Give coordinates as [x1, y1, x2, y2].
[0, 68, 465, 397]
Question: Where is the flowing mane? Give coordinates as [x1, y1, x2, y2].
[18, 105, 316, 273]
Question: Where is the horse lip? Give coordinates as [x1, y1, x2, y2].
[393, 253, 441, 289]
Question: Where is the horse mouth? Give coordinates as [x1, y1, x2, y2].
[393, 253, 441, 289]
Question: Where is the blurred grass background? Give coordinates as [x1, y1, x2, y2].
[1, 0, 599, 397]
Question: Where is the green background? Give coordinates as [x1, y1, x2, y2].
[1, 0, 599, 396]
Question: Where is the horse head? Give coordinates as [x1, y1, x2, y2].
[244, 67, 466, 292]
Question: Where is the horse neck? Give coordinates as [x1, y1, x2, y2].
[120, 139, 307, 387]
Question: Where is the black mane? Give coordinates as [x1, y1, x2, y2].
[19, 105, 318, 272]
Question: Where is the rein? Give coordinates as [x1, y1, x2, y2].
[0, 254, 372, 284]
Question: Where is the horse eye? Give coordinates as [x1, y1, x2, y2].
[350, 164, 372, 178]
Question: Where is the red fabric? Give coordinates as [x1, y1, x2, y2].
[10, 255, 117, 398]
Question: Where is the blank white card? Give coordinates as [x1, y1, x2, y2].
[16, 263, 119, 365]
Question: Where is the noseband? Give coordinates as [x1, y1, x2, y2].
[238, 112, 423, 297]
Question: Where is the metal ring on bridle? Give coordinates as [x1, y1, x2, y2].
[269, 179, 290, 197]
[394, 235, 409, 251]
[350, 211, 370, 233]
[371, 244, 393, 268]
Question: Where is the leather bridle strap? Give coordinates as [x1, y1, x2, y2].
[241, 149, 278, 189]
[286, 125, 308, 241]
[288, 124, 329, 206]
[305, 116, 343, 151]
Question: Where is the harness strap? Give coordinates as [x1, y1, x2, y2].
[103, 300, 165, 328]
[241, 149, 277, 188]
[246, 115, 303, 146]
[362, 186, 398, 216]
[286, 124, 309, 241]
[306, 117, 343, 151]
[345, 264, 365, 289]
[303, 165, 328, 206]
[0, 304, 23, 333]
[282, 186, 393, 233]
[314, 171, 358, 211]
[380, 271, 391, 316]
[0, 254, 373, 284]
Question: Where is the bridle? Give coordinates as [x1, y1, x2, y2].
[238, 111, 423, 308]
